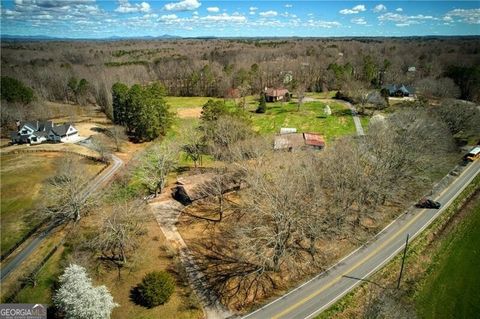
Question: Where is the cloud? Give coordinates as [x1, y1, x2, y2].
[373, 4, 387, 13]
[444, 8, 480, 24]
[396, 8, 403, 12]
[200, 13, 246, 23]
[340, 4, 366, 15]
[207, 7, 219, 13]
[249, 7, 258, 11]
[285, 4, 292, 8]
[378, 12, 437, 26]
[351, 17, 367, 25]
[259, 10, 278, 17]
[13, 0, 95, 7]
[305, 19, 341, 28]
[164, 0, 201, 11]
[159, 14, 178, 21]
[115, 0, 150, 13]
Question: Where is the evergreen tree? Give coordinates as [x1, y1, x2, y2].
[111, 82, 129, 125]
[54, 264, 118, 319]
[136, 271, 175, 308]
[256, 93, 267, 113]
[200, 99, 228, 122]
[0, 76, 34, 104]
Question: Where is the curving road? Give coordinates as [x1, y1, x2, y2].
[0, 154, 123, 282]
[242, 160, 480, 319]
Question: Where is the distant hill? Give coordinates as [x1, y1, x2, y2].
[0, 34, 182, 41]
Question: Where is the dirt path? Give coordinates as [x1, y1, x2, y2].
[149, 194, 231, 319]
[176, 107, 202, 118]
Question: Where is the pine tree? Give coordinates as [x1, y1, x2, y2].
[54, 264, 118, 319]
[111, 82, 129, 125]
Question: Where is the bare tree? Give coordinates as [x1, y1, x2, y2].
[237, 84, 251, 110]
[295, 83, 306, 111]
[43, 156, 91, 224]
[204, 115, 254, 162]
[194, 168, 242, 222]
[106, 125, 127, 152]
[139, 142, 178, 197]
[90, 135, 111, 163]
[181, 124, 205, 168]
[92, 200, 147, 277]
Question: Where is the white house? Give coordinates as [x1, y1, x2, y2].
[11, 121, 78, 145]
[48, 123, 79, 142]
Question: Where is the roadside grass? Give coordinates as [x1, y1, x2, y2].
[14, 246, 65, 304]
[415, 194, 480, 319]
[0, 153, 104, 256]
[247, 100, 356, 140]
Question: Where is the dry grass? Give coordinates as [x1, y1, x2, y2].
[0, 152, 104, 255]
[176, 107, 202, 119]
[90, 213, 203, 319]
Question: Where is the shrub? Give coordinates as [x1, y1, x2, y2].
[136, 271, 175, 308]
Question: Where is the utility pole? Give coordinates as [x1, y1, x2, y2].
[397, 233, 410, 289]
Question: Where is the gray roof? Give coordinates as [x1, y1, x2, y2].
[20, 120, 53, 132]
[51, 124, 68, 136]
[51, 123, 75, 136]
[33, 131, 48, 138]
[383, 84, 415, 95]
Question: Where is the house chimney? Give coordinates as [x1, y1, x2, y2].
[16, 120, 20, 130]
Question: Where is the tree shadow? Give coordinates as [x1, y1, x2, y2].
[332, 109, 352, 117]
[342, 275, 386, 289]
[130, 286, 146, 307]
[90, 127, 110, 134]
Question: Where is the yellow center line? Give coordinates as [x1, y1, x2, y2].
[272, 163, 476, 319]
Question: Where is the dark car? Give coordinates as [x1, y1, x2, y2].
[415, 198, 441, 209]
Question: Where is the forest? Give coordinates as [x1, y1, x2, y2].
[1, 37, 479, 131]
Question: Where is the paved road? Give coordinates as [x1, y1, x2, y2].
[0, 154, 123, 282]
[243, 160, 480, 319]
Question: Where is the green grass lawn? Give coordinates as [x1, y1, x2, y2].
[415, 197, 480, 319]
[165, 96, 222, 111]
[247, 100, 356, 141]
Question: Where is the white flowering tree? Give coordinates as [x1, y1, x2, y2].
[54, 264, 118, 319]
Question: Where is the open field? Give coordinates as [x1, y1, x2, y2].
[249, 100, 356, 140]
[167, 95, 361, 141]
[0, 152, 105, 255]
[415, 193, 480, 319]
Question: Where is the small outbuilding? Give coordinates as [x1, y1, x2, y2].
[274, 133, 325, 151]
[264, 87, 290, 102]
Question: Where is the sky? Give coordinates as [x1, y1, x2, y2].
[1, 0, 479, 38]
